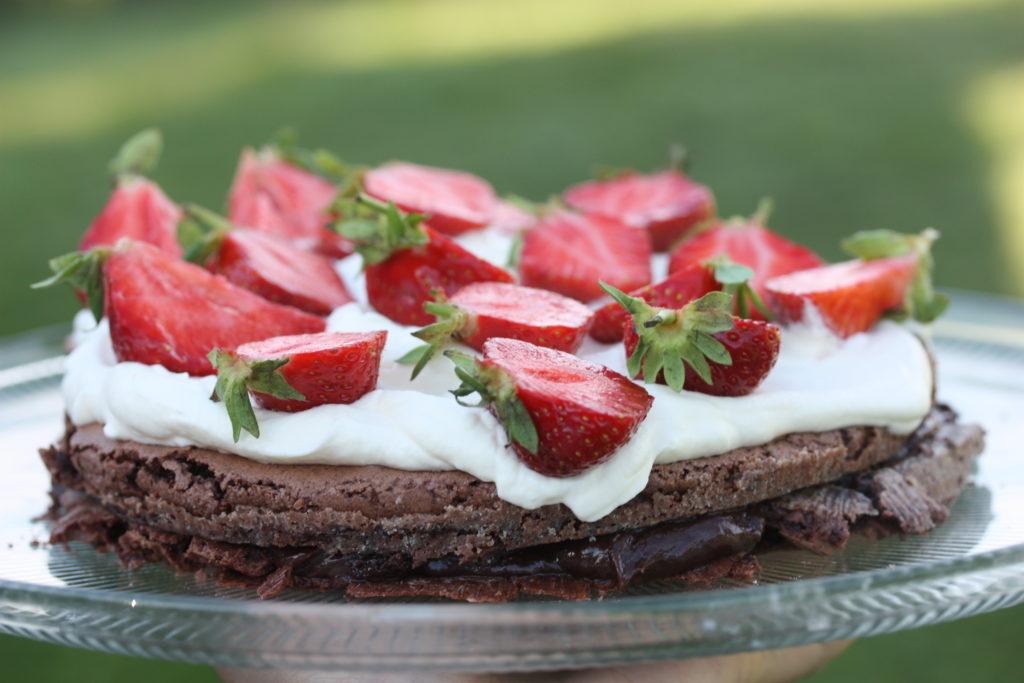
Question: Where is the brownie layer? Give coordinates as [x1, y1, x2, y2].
[41, 408, 969, 566]
[45, 406, 982, 601]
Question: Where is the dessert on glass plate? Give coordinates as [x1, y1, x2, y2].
[36, 130, 984, 603]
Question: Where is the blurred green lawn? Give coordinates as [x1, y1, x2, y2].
[1, 0, 1023, 680]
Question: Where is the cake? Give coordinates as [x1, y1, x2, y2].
[37, 130, 984, 602]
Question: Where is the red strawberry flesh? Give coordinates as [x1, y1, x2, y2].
[451, 282, 594, 352]
[80, 177, 183, 257]
[482, 338, 653, 477]
[228, 148, 338, 241]
[668, 220, 822, 317]
[623, 317, 781, 397]
[519, 211, 652, 303]
[564, 170, 715, 251]
[364, 161, 497, 236]
[765, 256, 917, 338]
[590, 263, 719, 343]
[105, 242, 324, 376]
[207, 229, 353, 316]
[366, 226, 513, 326]
[237, 331, 386, 412]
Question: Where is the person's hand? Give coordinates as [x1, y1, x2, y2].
[218, 639, 850, 683]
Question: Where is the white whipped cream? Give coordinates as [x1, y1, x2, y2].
[62, 227, 934, 522]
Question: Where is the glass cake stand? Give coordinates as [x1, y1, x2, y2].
[1, 291, 1023, 673]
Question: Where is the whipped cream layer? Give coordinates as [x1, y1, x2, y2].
[62, 228, 934, 522]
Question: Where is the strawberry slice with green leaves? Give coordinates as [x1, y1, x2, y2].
[668, 201, 822, 318]
[519, 210, 652, 303]
[209, 331, 387, 441]
[363, 161, 497, 236]
[602, 282, 781, 396]
[445, 338, 653, 477]
[587, 256, 770, 344]
[563, 166, 715, 251]
[765, 229, 947, 338]
[178, 204, 352, 316]
[335, 194, 513, 325]
[228, 131, 358, 258]
[400, 282, 594, 379]
[34, 241, 324, 376]
[80, 129, 183, 258]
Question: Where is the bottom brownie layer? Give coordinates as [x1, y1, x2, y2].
[43, 407, 984, 602]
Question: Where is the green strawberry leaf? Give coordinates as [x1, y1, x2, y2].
[208, 350, 304, 442]
[707, 254, 774, 321]
[269, 127, 365, 187]
[600, 281, 736, 393]
[442, 349, 539, 454]
[32, 247, 112, 321]
[841, 228, 949, 324]
[401, 294, 469, 380]
[334, 194, 429, 266]
[178, 204, 233, 264]
[109, 128, 163, 179]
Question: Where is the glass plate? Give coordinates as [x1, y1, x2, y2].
[0, 292, 1023, 673]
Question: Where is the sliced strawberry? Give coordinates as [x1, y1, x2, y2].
[623, 316, 780, 396]
[401, 283, 594, 378]
[668, 206, 822, 317]
[765, 228, 949, 338]
[519, 211, 652, 303]
[363, 161, 497, 236]
[446, 339, 653, 477]
[603, 283, 780, 396]
[35, 241, 325, 376]
[589, 263, 719, 343]
[208, 331, 387, 440]
[337, 195, 513, 325]
[206, 229, 353, 316]
[228, 148, 340, 242]
[564, 169, 715, 251]
[81, 130, 182, 257]
[765, 257, 917, 338]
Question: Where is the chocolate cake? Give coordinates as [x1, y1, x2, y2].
[34, 131, 984, 603]
[41, 405, 983, 601]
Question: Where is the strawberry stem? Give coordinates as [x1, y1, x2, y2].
[209, 349, 305, 442]
[32, 246, 112, 321]
[108, 128, 163, 180]
[601, 281, 735, 392]
[268, 127, 365, 188]
[443, 349, 539, 454]
[333, 193, 429, 266]
[398, 292, 469, 380]
[178, 204, 233, 265]
[706, 255, 774, 320]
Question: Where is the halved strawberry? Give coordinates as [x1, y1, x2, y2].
[603, 283, 781, 396]
[363, 161, 497, 236]
[336, 195, 513, 325]
[228, 146, 351, 260]
[210, 331, 387, 440]
[668, 202, 823, 317]
[764, 228, 948, 338]
[80, 129, 182, 257]
[180, 205, 352, 316]
[589, 263, 719, 343]
[35, 241, 325, 376]
[519, 211, 652, 303]
[445, 339, 653, 477]
[564, 169, 715, 251]
[401, 282, 594, 379]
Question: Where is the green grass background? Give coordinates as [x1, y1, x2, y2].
[1, 0, 1023, 680]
